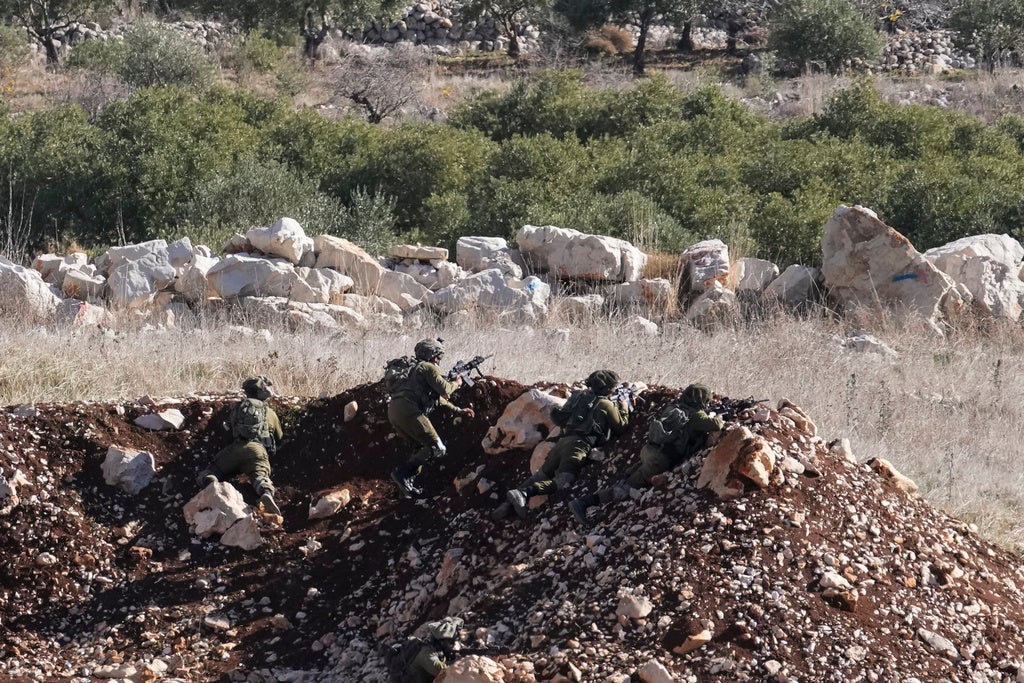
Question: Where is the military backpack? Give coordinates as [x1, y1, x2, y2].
[231, 398, 272, 452]
[383, 356, 420, 396]
[552, 389, 600, 437]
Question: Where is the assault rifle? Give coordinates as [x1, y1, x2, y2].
[709, 396, 768, 422]
[453, 644, 513, 657]
[613, 383, 641, 414]
[446, 355, 494, 387]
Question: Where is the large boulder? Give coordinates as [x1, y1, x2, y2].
[167, 237, 194, 269]
[106, 253, 177, 308]
[821, 205, 963, 326]
[390, 244, 448, 261]
[426, 269, 550, 322]
[0, 261, 63, 323]
[606, 278, 672, 311]
[436, 655, 505, 682]
[183, 481, 262, 549]
[32, 252, 87, 288]
[681, 239, 730, 292]
[289, 267, 353, 305]
[207, 255, 297, 299]
[697, 425, 782, 499]
[456, 236, 523, 278]
[101, 446, 156, 496]
[924, 234, 1024, 320]
[515, 225, 645, 282]
[763, 265, 821, 311]
[552, 294, 605, 322]
[378, 270, 430, 312]
[481, 388, 567, 454]
[103, 240, 169, 274]
[246, 217, 314, 265]
[735, 257, 779, 292]
[56, 299, 115, 328]
[62, 268, 106, 301]
[314, 235, 386, 294]
[175, 253, 220, 303]
[686, 282, 738, 328]
[393, 259, 463, 291]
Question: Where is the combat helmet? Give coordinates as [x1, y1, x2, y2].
[414, 338, 445, 362]
[413, 616, 464, 642]
[679, 383, 712, 409]
[242, 376, 274, 401]
[585, 369, 619, 396]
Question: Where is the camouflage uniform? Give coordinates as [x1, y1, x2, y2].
[571, 383, 723, 525]
[197, 376, 284, 515]
[390, 339, 467, 497]
[506, 370, 629, 519]
[403, 617, 463, 683]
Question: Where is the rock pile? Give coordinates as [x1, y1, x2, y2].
[2, 378, 1024, 681]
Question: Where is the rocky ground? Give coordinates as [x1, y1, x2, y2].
[2, 377, 1024, 682]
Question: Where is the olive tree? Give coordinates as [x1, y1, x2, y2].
[0, 0, 107, 65]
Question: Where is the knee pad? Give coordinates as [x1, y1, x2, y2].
[553, 472, 576, 490]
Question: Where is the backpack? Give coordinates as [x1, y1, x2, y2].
[648, 405, 690, 446]
[552, 389, 599, 436]
[385, 638, 427, 683]
[383, 356, 420, 395]
[232, 398, 270, 444]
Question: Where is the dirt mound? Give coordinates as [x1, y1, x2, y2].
[2, 379, 1024, 682]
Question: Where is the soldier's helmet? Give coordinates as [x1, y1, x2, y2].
[414, 616, 464, 642]
[680, 383, 712, 409]
[414, 338, 445, 362]
[585, 370, 620, 396]
[242, 376, 274, 401]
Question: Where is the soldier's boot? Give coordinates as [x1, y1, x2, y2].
[391, 464, 423, 499]
[491, 501, 513, 521]
[259, 491, 281, 516]
[570, 493, 599, 526]
[506, 489, 529, 520]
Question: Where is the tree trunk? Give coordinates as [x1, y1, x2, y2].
[43, 36, 60, 66]
[507, 32, 521, 58]
[677, 20, 693, 52]
[633, 13, 651, 76]
[726, 18, 741, 55]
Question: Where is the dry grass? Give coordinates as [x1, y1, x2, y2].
[4, 313, 1024, 550]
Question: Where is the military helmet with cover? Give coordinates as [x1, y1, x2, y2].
[414, 338, 445, 362]
[679, 383, 712, 409]
[242, 376, 273, 401]
[413, 616, 463, 642]
[585, 369, 619, 396]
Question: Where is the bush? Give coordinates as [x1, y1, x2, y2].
[65, 37, 127, 75]
[120, 23, 217, 89]
[768, 0, 884, 75]
[0, 24, 30, 72]
[334, 186, 398, 255]
[600, 24, 634, 53]
[949, 0, 1024, 68]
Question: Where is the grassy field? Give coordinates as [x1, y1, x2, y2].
[4, 311, 1023, 550]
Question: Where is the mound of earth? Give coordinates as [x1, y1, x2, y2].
[2, 378, 1024, 682]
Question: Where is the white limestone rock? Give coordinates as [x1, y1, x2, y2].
[842, 333, 897, 358]
[103, 239, 169, 273]
[0, 261, 63, 323]
[763, 264, 821, 311]
[289, 267, 353, 304]
[390, 244, 448, 261]
[436, 655, 506, 682]
[456, 236, 523, 278]
[686, 282, 738, 328]
[106, 253, 177, 309]
[175, 253, 219, 303]
[925, 234, 1024, 320]
[682, 239, 730, 291]
[134, 409, 185, 431]
[481, 388, 566, 454]
[167, 236, 194, 269]
[821, 205, 963, 326]
[308, 489, 352, 520]
[607, 278, 672, 311]
[220, 515, 264, 550]
[552, 294, 605, 321]
[735, 257, 779, 292]
[183, 481, 255, 539]
[102, 446, 156, 495]
[698, 425, 780, 498]
[207, 254, 297, 299]
[378, 269, 429, 312]
[246, 217, 314, 265]
[314, 235, 386, 295]
[62, 268, 106, 301]
[637, 659, 675, 683]
[516, 224, 646, 282]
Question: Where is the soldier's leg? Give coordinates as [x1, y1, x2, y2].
[626, 444, 673, 489]
[235, 443, 281, 515]
[389, 405, 444, 496]
[551, 438, 590, 490]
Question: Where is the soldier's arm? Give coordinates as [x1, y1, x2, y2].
[421, 364, 461, 410]
[266, 408, 284, 441]
[600, 398, 630, 435]
[690, 410, 725, 433]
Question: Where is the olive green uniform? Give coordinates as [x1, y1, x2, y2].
[389, 361, 460, 471]
[523, 395, 629, 496]
[209, 402, 283, 496]
[623, 404, 723, 488]
[407, 645, 448, 681]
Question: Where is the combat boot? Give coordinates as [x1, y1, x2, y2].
[259, 491, 281, 516]
[506, 489, 529, 519]
[391, 467, 423, 499]
[570, 493, 599, 526]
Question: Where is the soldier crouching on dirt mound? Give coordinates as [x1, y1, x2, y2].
[389, 338, 475, 499]
[570, 382, 723, 526]
[499, 370, 630, 521]
[387, 616, 464, 683]
[196, 376, 284, 515]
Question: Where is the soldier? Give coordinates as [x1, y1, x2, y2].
[196, 376, 284, 516]
[389, 338, 475, 498]
[388, 616, 464, 683]
[505, 370, 630, 520]
[570, 383, 723, 526]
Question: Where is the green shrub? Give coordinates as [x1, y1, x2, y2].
[768, 0, 884, 75]
[332, 186, 398, 255]
[225, 30, 286, 74]
[747, 181, 838, 267]
[996, 114, 1024, 153]
[184, 154, 344, 248]
[65, 37, 127, 74]
[0, 24, 30, 72]
[949, 0, 1024, 67]
[120, 23, 217, 89]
